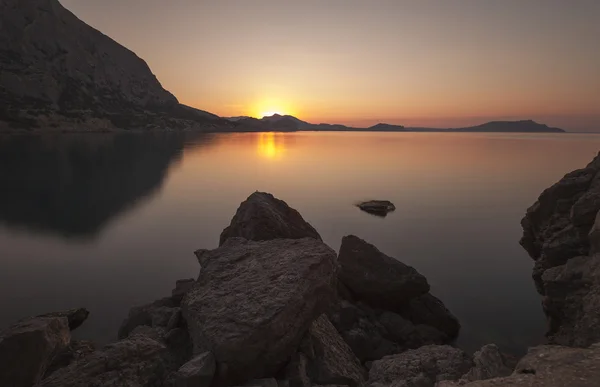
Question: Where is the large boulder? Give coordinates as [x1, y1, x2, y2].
[118, 297, 179, 340]
[327, 301, 451, 363]
[303, 315, 366, 387]
[367, 345, 472, 387]
[338, 235, 430, 310]
[460, 344, 512, 382]
[437, 344, 600, 387]
[38, 335, 177, 387]
[174, 352, 216, 387]
[219, 192, 322, 246]
[397, 294, 460, 339]
[520, 152, 600, 291]
[182, 237, 338, 385]
[0, 316, 70, 387]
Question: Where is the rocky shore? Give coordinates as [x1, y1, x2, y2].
[3, 156, 600, 387]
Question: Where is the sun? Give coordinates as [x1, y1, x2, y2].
[250, 97, 296, 119]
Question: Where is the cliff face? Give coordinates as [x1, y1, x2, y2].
[0, 0, 225, 131]
[520, 152, 600, 346]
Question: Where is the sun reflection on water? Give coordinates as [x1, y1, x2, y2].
[257, 132, 285, 159]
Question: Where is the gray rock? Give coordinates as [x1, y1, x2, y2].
[285, 352, 312, 387]
[520, 152, 600, 291]
[242, 379, 280, 387]
[541, 254, 600, 346]
[37, 308, 90, 331]
[172, 279, 196, 304]
[338, 235, 430, 310]
[0, 316, 70, 387]
[305, 315, 366, 387]
[117, 297, 177, 339]
[357, 200, 396, 217]
[182, 237, 338, 385]
[461, 344, 512, 381]
[44, 340, 96, 378]
[368, 345, 472, 387]
[589, 210, 600, 255]
[175, 352, 216, 387]
[397, 294, 461, 339]
[0, 0, 227, 131]
[436, 344, 600, 387]
[167, 308, 183, 331]
[38, 335, 176, 387]
[219, 191, 322, 246]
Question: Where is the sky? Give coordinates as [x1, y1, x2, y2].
[60, 0, 600, 131]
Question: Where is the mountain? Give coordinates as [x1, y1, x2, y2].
[451, 120, 565, 133]
[228, 115, 566, 133]
[0, 0, 230, 131]
[369, 123, 406, 131]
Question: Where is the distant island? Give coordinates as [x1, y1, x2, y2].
[0, 0, 565, 134]
[224, 114, 566, 133]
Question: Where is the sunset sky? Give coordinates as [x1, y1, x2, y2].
[60, 0, 600, 131]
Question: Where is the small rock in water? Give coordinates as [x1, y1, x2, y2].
[356, 200, 396, 216]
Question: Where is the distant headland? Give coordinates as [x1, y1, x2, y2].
[224, 114, 566, 133]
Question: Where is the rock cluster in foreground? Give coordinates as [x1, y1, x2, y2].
[3, 186, 600, 386]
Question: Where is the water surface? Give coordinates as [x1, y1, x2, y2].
[1, 131, 599, 354]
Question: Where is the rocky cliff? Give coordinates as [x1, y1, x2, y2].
[0, 0, 229, 131]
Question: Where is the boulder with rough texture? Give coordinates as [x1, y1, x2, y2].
[328, 300, 452, 363]
[182, 237, 338, 385]
[397, 294, 461, 339]
[175, 352, 216, 387]
[118, 297, 178, 339]
[357, 200, 396, 217]
[304, 315, 366, 387]
[461, 344, 512, 382]
[44, 339, 96, 378]
[219, 192, 322, 246]
[0, 316, 70, 387]
[37, 308, 90, 331]
[172, 278, 196, 303]
[368, 345, 472, 387]
[338, 235, 430, 310]
[520, 152, 600, 291]
[541, 254, 600, 346]
[38, 335, 176, 387]
[436, 344, 600, 387]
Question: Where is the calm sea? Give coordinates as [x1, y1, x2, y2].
[1, 131, 599, 354]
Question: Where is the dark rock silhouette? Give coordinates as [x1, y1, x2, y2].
[357, 200, 396, 216]
[0, 0, 229, 131]
[219, 191, 322, 246]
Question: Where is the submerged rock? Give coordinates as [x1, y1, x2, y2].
[397, 294, 461, 339]
[357, 200, 396, 216]
[338, 235, 430, 309]
[219, 191, 322, 246]
[182, 237, 337, 385]
[0, 316, 70, 387]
